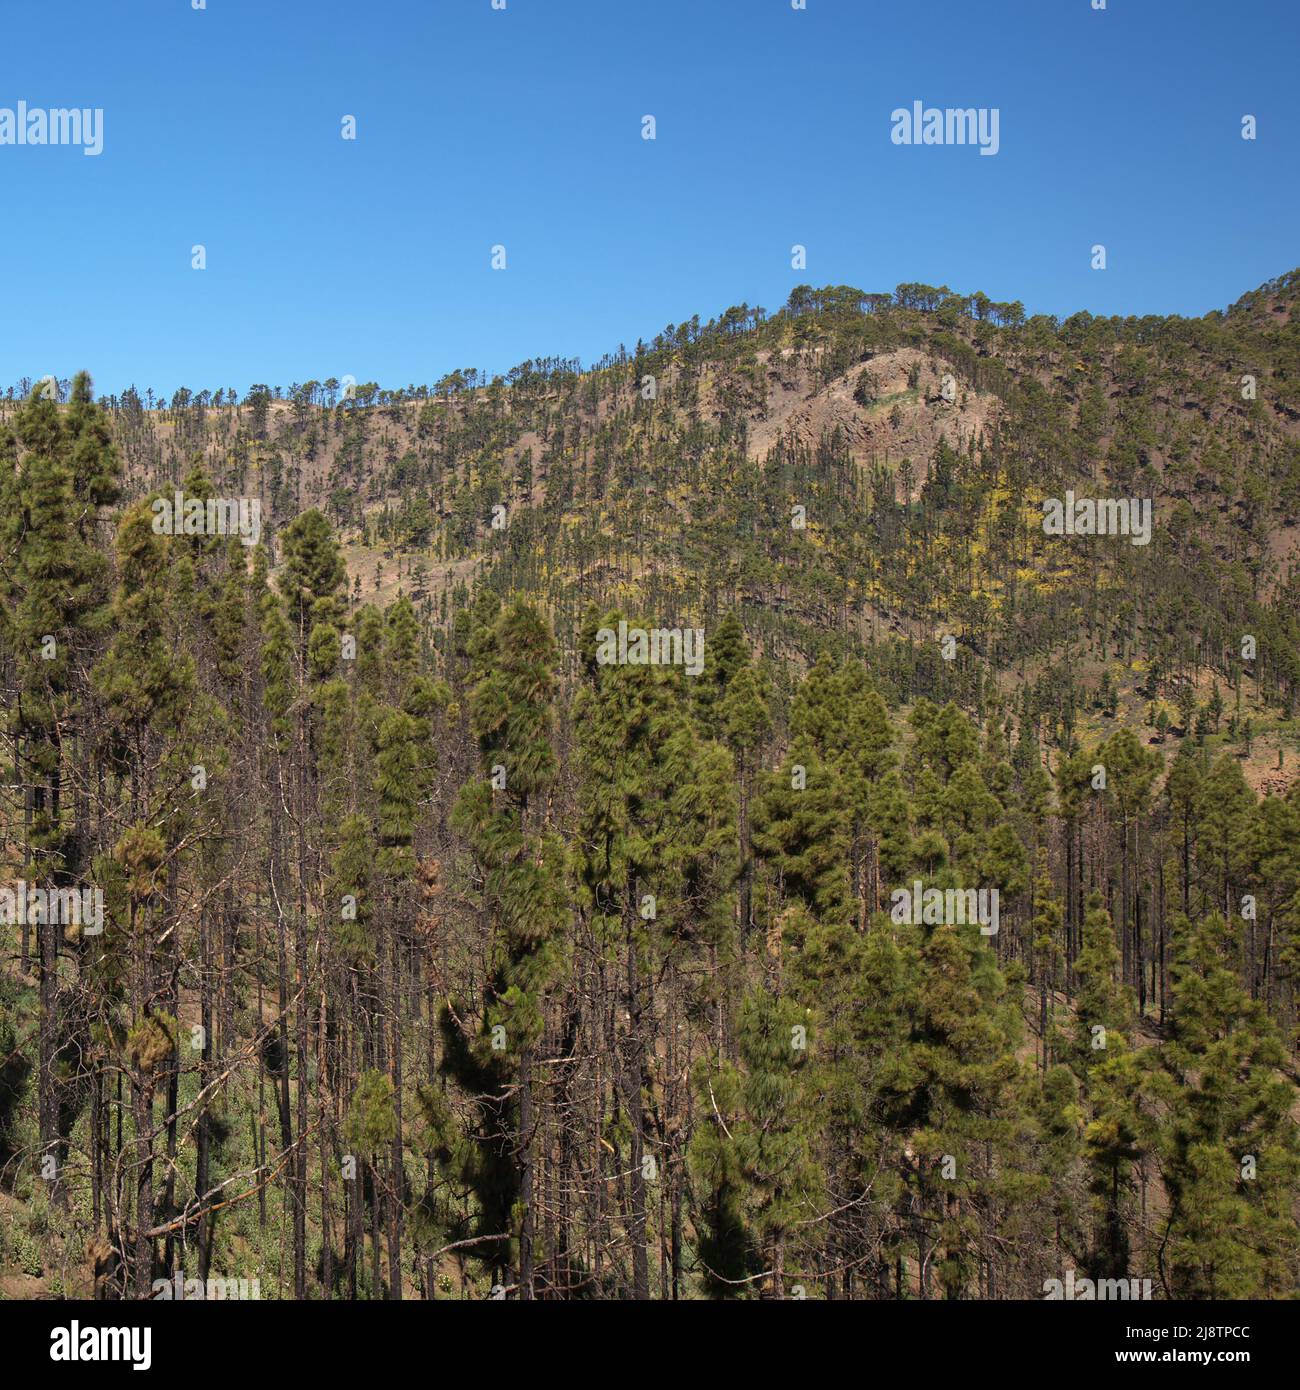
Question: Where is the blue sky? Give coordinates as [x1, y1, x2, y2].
[1, 0, 1296, 399]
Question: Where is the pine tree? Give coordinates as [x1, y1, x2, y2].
[900, 913, 1022, 1298]
[3, 380, 119, 1193]
[716, 644, 771, 939]
[1067, 893, 1143, 1282]
[1152, 911, 1300, 1296]
[688, 987, 821, 1298]
[751, 739, 852, 930]
[1029, 853, 1065, 1070]
[92, 499, 198, 1290]
[453, 598, 566, 1298]
[573, 607, 716, 1298]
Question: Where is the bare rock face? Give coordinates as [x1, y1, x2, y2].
[746, 346, 995, 493]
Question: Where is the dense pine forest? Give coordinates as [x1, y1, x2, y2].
[3, 270, 1300, 1301]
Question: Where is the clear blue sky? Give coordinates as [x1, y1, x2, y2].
[2, 0, 1296, 399]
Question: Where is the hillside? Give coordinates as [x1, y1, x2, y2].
[15, 271, 1299, 778]
[1, 271, 1299, 1302]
